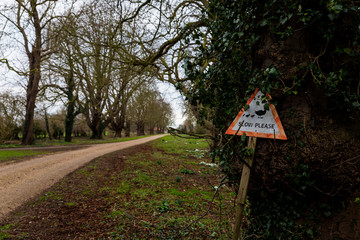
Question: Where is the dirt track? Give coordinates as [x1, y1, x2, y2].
[0, 135, 166, 219]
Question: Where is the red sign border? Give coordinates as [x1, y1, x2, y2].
[225, 88, 287, 140]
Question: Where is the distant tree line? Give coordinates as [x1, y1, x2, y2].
[0, 0, 183, 144]
[0, 84, 171, 143]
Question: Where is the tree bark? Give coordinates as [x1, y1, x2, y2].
[22, 49, 41, 145]
[114, 128, 122, 138]
[64, 68, 78, 142]
[136, 121, 145, 136]
[44, 109, 52, 140]
[21, 1, 42, 145]
[149, 126, 154, 135]
[125, 120, 131, 137]
[90, 127, 103, 139]
[89, 116, 104, 139]
[110, 114, 125, 138]
[64, 104, 76, 142]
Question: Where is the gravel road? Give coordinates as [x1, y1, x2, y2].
[0, 135, 166, 219]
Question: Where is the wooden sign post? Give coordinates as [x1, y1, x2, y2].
[226, 89, 287, 240]
[232, 136, 257, 240]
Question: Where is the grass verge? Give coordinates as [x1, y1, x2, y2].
[0, 150, 52, 163]
[0, 135, 163, 164]
[0, 135, 235, 239]
[0, 134, 157, 148]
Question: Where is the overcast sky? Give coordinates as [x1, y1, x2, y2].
[157, 81, 186, 127]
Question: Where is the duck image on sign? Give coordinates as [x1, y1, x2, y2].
[225, 88, 287, 140]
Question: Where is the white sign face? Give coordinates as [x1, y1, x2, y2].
[232, 90, 279, 134]
[225, 89, 287, 140]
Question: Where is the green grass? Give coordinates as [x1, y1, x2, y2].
[0, 134, 165, 163]
[39, 191, 64, 202]
[0, 134, 162, 148]
[65, 202, 77, 207]
[99, 135, 233, 238]
[156, 135, 211, 154]
[0, 150, 49, 163]
[82, 134, 232, 238]
[1, 134, 234, 239]
[0, 224, 14, 240]
[169, 188, 187, 197]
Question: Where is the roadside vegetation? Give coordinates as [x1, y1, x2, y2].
[0, 135, 160, 164]
[0, 135, 236, 239]
[0, 150, 51, 164]
[0, 134, 153, 148]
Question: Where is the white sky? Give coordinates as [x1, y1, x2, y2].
[157, 81, 186, 128]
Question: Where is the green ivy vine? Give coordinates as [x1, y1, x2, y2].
[178, 0, 360, 238]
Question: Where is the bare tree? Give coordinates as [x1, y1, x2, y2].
[129, 84, 173, 136]
[66, 1, 156, 139]
[0, 92, 25, 141]
[129, 85, 152, 136]
[107, 68, 148, 138]
[41, 14, 82, 142]
[0, 0, 75, 144]
[115, 0, 207, 79]
[71, 1, 125, 139]
[155, 97, 173, 133]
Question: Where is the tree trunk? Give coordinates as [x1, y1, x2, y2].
[90, 127, 102, 139]
[125, 120, 131, 137]
[90, 119, 104, 139]
[114, 128, 122, 138]
[21, 1, 42, 145]
[157, 127, 164, 134]
[136, 121, 145, 136]
[64, 65, 77, 142]
[22, 50, 41, 145]
[64, 108, 76, 142]
[149, 126, 154, 135]
[44, 109, 52, 140]
[110, 114, 124, 138]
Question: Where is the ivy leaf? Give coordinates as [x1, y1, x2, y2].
[237, 32, 244, 38]
[241, 133, 246, 142]
[328, 13, 336, 21]
[264, 103, 270, 110]
[269, 67, 277, 75]
[279, 16, 287, 25]
[343, 48, 352, 55]
[333, 4, 343, 12]
[352, 101, 360, 109]
[279, 14, 292, 25]
[260, 19, 268, 27]
[298, 4, 302, 12]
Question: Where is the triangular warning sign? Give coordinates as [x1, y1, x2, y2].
[225, 89, 287, 140]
